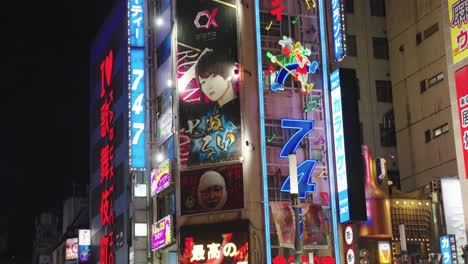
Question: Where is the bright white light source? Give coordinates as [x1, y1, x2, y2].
[134, 184, 147, 197]
[135, 223, 147, 236]
[167, 79, 173, 87]
[156, 153, 164, 163]
[155, 17, 163, 27]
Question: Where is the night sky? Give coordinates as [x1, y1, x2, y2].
[2, 0, 116, 261]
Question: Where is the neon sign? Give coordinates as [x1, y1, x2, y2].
[330, 69, 350, 223]
[99, 49, 116, 263]
[266, 36, 319, 94]
[129, 0, 146, 169]
[331, 0, 346, 61]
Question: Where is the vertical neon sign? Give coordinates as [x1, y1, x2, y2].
[129, 0, 146, 169]
[99, 50, 116, 263]
[330, 69, 350, 223]
[331, 0, 346, 61]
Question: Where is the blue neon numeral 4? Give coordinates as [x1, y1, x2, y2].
[280, 160, 317, 199]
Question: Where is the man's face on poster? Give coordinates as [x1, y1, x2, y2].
[198, 73, 229, 102]
[199, 185, 224, 209]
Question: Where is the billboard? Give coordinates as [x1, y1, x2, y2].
[180, 163, 244, 215]
[455, 66, 468, 179]
[151, 215, 173, 251]
[66, 238, 78, 260]
[129, 0, 146, 169]
[151, 159, 171, 196]
[180, 220, 249, 264]
[448, 0, 468, 64]
[176, 0, 241, 168]
[331, 0, 346, 61]
[330, 68, 366, 223]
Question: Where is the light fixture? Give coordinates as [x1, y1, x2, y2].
[155, 17, 163, 27]
[167, 79, 173, 87]
[156, 153, 164, 163]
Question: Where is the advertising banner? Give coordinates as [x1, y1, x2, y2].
[180, 220, 249, 264]
[455, 66, 468, 179]
[176, 0, 241, 168]
[66, 238, 78, 260]
[151, 159, 171, 196]
[152, 215, 173, 251]
[301, 203, 329, 249]
[449, 0, 468, 64]
[180, 163, 244, 215]
[157, 87, 173, 145]
[270, 201, 295, 249]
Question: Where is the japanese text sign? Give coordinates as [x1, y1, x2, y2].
[455, 66, 468, 179]
[449, 0, 468, 64]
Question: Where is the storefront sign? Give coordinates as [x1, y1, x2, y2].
[440, 235, 457, 264]
[152, 215, 173, 251]
[449, 0, 468, 64]
[455, 66, 468, 179]
[151, 159, 171, 196]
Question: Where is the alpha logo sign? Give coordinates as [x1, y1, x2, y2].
[194, 8, 219, 29]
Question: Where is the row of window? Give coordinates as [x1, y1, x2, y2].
[345, 0, 386, 17]
[420, 72, 444, 94]
[346, 35, 389, 60]
[416, 23, 439, 46]
[425, 123, 449, 143]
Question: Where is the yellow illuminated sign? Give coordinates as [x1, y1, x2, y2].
[449, 0, 468, 63]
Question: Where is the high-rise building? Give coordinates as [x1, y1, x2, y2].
[386, 0, 468, 262]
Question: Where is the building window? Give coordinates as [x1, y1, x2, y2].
[428, 72, 444, 88]
[157, 192, 175, 220]
[425, 129, 431, 143]
[424, 23, 439, 40]
[376, 80, 393, 102]
[373, 37, 389, 59]
[346, 35, 357, 56]
[345, 0, 354, 13]
[416, 32, 422, 45]
[370, 0, 386, 16]
[380, 110, 396, 147]
[420, 80, 427, 94]
[265, 119, 292, 147]
[433, 123, 449, 138]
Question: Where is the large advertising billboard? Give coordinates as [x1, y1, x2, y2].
[449, 0, 468, 64]
[455, 66, 468, 179]
[176, 0, 241, 168]
[180, 163, 244, 215]
[180, 220, 249, 264]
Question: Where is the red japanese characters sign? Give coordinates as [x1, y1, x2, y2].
[99, 49, 116, 263]
[455, 66, 468, 179]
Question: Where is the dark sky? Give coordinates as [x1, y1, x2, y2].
[2, 0, 116, 261]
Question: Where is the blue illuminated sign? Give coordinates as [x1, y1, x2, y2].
[330, 69, 350, 223]
[280, 119, 314, 158]
[128, 0, 146, 169]
[129, 0, 145, 47]
[331, 0, 345, 61]
[440, 235, 454, 264]
[129, 48, 146, 169]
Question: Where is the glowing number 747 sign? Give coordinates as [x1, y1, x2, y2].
[278, 119, 317, 199]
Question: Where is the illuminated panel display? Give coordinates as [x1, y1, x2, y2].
[330, 69, 349, 223]
[151, 159, 171, 196]
[448, 0, 468, 64]
[128, 0, 146, 169]
[455, 66, 468, 179]
[152, 215, 173, 251]
[66, 238, 79, 260]
[331, 0, 346, 61]
[179, 220, 249, 263]
[176, 0, 241, 168]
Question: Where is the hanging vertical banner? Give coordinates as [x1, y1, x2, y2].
[448, 0, 468, 64]
[176, 0, 241, 168]
[331, 0, 346, 61]
[129, 0, 146, 169]
[330, 69, 350, 222]
[455, 66, 468, 179]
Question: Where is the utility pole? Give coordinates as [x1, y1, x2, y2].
[289, 154, 302, 263]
